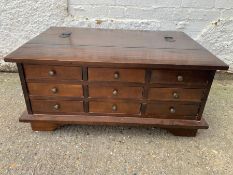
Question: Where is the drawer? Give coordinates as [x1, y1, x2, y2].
[31, 100, 84, 114]
[146, 102, 199, 117]
[88, 68, 145, 83]
[88, 85, 143, 99]
[89, 101, 141, 114]
[150, 70, 209, 86]
[148, 88, 204, 102]
[28, 83, 83, 97]
[24, 64, 82, 80]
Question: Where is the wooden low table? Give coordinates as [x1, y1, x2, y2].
[4, 27, 228, 136]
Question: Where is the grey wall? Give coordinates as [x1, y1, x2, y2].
[1, 0, 232, 72]
[0, 0, 67, 71]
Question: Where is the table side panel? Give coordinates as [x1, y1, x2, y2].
[17, 63, 33, 114]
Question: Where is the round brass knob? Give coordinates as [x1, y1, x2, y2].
[51, 87, 58, 94]
[112, 104, 117, 111]
[114, 72, 120, 79]
[170, 107, 175, 113]
[53, 104, 60, 110]
[112, 89, 118, 96]
[48, 70, 56, 76]
[173, 92, 179, 99]
[177, 75, 183, 82]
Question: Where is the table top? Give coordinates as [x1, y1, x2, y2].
[5, 27, 228, 70]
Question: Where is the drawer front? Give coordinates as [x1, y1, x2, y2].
[146, 103, 199, 117]
[28, 83, 83, 97]
[89, 101, 141, 114]
[148, 88, 204, 102]
[89, 85, 143, 99]
[88, 68, 145, 83]
[150, 70, 209, 86]
[31, 100, 84, 114]
[24, 64, 82, 80]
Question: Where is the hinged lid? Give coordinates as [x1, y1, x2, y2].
[4, 27, 229, 70]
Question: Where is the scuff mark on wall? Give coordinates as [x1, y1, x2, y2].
[96, 19, 105, 25]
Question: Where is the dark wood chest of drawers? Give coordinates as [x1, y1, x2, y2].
[5, 27, 228, 136]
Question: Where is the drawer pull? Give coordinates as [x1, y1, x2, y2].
[59, 31, 72, 38]
[53, 104, 60, 110]
[170, 107, 176, 113]
[113, 72, 120, 79]
[48, 70, 56, 76]
[173, 92, 179, 99]
[112, 89, 118, 96]
[177, 75, 183, 82]
[164, 36, 175, 42]
[51, 87, 58, 94]
[112, 104, 117, 111]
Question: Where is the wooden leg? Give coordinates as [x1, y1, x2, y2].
[30, 122, 61, 131]
[167, 128, 198, 137]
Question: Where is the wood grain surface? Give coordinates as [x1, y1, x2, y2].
[89, 101, 141, 114]
[4, 27, 228, 70]
[148, 88, 204, 102]
[20, 110, 209, 130]
[145, 102, 199, 118]
[150, 69, 209, 85]
[88, 85, 143, 99]
[28, 83, 83, 97]
[31, 100, 84, 114]
[24, 64, 82, 80]
[88, 68, 145, 83]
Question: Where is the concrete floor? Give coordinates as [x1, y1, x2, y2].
[0, 73, 232, 175]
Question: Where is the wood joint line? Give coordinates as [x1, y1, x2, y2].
[82, 66, 89, 113]
[141, 69, 151, 116]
